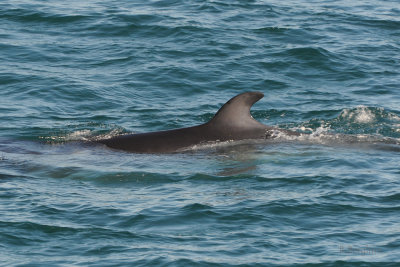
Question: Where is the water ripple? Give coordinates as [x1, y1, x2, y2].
[1, 0, 399, 265]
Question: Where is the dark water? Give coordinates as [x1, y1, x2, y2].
[1, 0, 400, 266]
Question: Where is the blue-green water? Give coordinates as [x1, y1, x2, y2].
[1, 0, 400, 265]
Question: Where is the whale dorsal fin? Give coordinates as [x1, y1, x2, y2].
[208, 91, 265, 128]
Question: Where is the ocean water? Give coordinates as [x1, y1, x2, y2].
[1, 0, 400, 265]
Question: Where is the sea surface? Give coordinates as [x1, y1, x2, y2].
[1, 0, 400, 266]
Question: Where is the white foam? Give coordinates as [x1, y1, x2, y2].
[340, 105, 376, 123]
[95, 128, 126, 141]
[389, 114, 400, 121]
[40, 129, 93, 142]
[182, 139, 237, 152]
[65, 130, 92, 141]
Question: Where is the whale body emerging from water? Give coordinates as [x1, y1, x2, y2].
[97, 92, 299, 153]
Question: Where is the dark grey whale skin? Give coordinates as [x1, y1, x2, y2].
[97, 92, 299, 153]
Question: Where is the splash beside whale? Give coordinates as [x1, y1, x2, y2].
[97, 92, 299, 153]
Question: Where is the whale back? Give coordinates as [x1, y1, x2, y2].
[98, 91, 275, 153]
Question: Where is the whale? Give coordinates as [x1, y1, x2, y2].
[97, 91, 299, 153]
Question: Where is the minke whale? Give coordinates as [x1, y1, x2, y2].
[97, 91, 299, 153]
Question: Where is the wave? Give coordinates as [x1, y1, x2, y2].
[0, 7, 92, 25]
